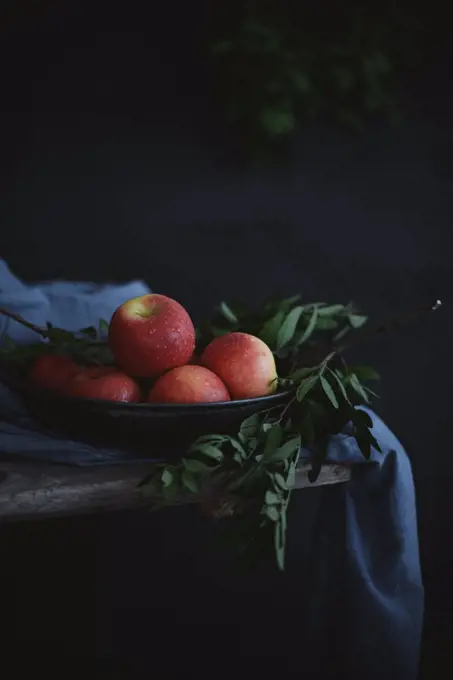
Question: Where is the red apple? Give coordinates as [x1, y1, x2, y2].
[201, 332, 277, 400]
[64, 366, 141, 402]
[108, 294, 195, 378]
[29, 354, 80, 393]
[148, 365, 230, 404]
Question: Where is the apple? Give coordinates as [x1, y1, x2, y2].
[148, 365, 230, 404]
[64, 366, 141, 402]
[201, 332, 277, 400]
[108, 294, 195, 378]
[29, 354, 80, 393]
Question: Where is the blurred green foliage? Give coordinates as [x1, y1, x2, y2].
[210, 1, 420, 159]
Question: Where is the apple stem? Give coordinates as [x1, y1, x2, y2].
[0, 306, 48, 338]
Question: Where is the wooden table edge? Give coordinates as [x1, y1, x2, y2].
[0, 458, 352, 523]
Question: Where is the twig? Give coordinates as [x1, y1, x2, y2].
[0, 306, 47, 338]
[275, 395, 296, 423]
[322, 298, 442, 367]
[0, 306, 109, 368]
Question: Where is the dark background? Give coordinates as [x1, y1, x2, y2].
[1, 0, 452, 673]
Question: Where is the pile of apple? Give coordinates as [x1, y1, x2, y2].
[27, 294, 278, 404]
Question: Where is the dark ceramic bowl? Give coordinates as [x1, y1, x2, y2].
[1, 363, 294, 459]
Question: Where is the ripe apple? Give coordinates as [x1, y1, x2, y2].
[108, 294, 195, 378]
[64, 366, 141, 402]
[148, 365, 230, 404]
[29, 354, 80, 393]
[201, 332, 277, 400]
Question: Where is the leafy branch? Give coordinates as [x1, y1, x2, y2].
[0, 306, 112, 366]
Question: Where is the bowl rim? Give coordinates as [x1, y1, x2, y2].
[23, 385, 296, 410]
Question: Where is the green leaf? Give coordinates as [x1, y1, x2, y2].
[274, 513, 287, 571]
[327, 368, 351, 404]
[137, 471, 156, 489]
[162, 480, 181, 503]
[99, 318, 109, 334]
[308, 441, 329, 482]
[348, 314, 368, 328]
[333, 325, 350, 342]
[276, 305, 305, 350]
[349, 374, 370, 403]
[348, 365, 380, 381]
[80, 326, 98, 338]
[280, 508, 287, 541]
[189, 443, 224, 461]
[289, 365, 316, 381]
[354, 422, 383, 459]
[262, 425, 283, 460]
[259, 310, 286, 348]
[265, 505, 280, 522]
[228, 438, 248, 460]
[161, 468, 174, 488]
[46, 328, 75, 342]
[182, 458, 212, 474]
[275, 531, 285, 570]
[369, 433, 383, 454]
[275, 347, 291, 360]
[182, 470, 201, 494]
[191, 434, 229, 445]
[355, 413, 380, 446]
[303, 302, 324, 309]
[296, 375, 318, 401]
[273, 473, 288, 491]
[219, 301, 238, 325]
[239, 413, 260, 442]
[296, 414, 316, 447]
[351, 408, 373, 429]
[266, 436, 300, 462]
[355, 433, 372, 460]
[320, 376, 339, 409]
[286, 460, 297, 487]
[317, 304, 345, 316]
[265, 490, 280, 505]
[314, 317, 338, 330]
[247, 437, 259, 454]
[279, 294, 302, 311]
[299, 307, 319, 344]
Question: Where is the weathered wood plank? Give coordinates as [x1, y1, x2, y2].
[0, 459, 351, 523]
